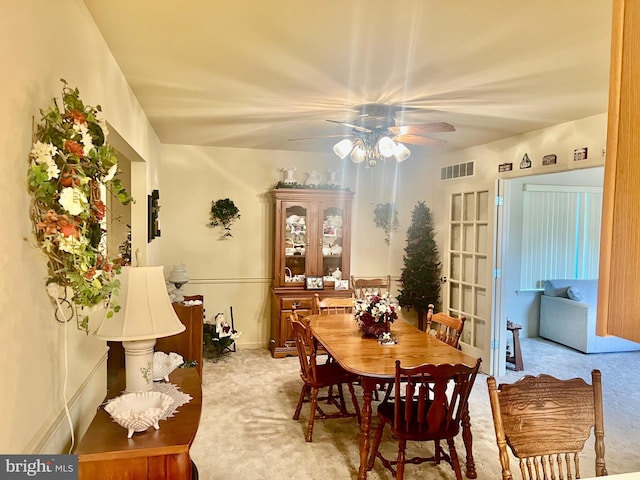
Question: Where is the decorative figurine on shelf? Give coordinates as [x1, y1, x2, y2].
[327, 169, 339, 185]
[282, 167, 296, 185]
[305, 170, 322, 186]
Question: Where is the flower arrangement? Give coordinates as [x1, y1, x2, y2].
[353, 293, 398, 337]
[203, 312, 242, 360]
[209, 198, 240, 237]
[27, 79, 132, 331]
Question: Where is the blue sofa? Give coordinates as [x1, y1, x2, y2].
[539, 279, 640, 353]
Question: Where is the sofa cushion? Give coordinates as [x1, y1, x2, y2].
[567, 286, 585, 303]
[543, 281, 570, 298]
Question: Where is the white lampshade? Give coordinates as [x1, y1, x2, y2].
[333, 139, 354, 159]
[393, 142, 411, 162]
[350, 144, 366, 164]
[377, 136, 396, 158]
[95, 266, 186, 392]
[168, 264, 189, 285]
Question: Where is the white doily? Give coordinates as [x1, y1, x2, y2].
[152, 381, 193, 420]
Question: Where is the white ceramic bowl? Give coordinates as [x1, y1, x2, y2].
[104, 391, 173, 438]
[153, 351, 184, 382]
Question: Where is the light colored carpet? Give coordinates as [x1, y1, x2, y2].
[190, 337, 640, 479]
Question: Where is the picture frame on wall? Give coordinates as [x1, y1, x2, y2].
[147, 189, 160, 242]
[305, 276, 324, 290]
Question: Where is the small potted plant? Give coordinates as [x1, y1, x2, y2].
[209, 198, 240, 237]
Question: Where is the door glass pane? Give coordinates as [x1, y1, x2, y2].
[450, 224, 461, 250]
[450, 282, 460, 310]
[473, 318, 486, 349]
[285, 205, 307, 284]
[476, 224, 488, 253]
[463, 225, 474, 251]
[462, 254, 473, 283]
[451, 194, 462, 221]
[450, 254, 461, 280]
[462, 285, 473, 311]
[322, 206, 344, 284]
[475, 256, 487, 284]
[463, 193, 475, 221]
[477, 191, 489, 221]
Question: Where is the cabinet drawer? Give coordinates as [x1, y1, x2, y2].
[281, 298, 314, 310]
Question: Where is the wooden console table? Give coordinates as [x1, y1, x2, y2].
[76, 368, 202, 480]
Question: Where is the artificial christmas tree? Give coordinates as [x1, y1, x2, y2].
[397, 201, 441, 330]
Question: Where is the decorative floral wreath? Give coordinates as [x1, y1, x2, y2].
[27, 79, 132, 332]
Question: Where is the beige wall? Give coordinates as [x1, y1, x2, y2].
[0, 1, 161, 453]
[158, 114, 606, 349]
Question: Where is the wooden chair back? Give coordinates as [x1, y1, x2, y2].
[487, 370, 607, 479]
[369, 358, 481, 479]
[351, 275, 391, 299]
[289, 314, 318, 383]
[314, 293, 353, 314]
[426, 304, 466, 348]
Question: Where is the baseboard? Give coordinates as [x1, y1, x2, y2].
[28, 350, 107, 454]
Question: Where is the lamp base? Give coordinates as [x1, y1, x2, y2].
[122, 338, 156, 393]
[171, 284, 186, 303]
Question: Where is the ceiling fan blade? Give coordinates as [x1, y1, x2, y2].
[393, 134, 447, 145]
[326, 119, 372, 133]
[288, 134, 356, 141]
[388, 122, 456, 135]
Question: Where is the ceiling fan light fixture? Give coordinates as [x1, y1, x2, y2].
[377, 136, 396, 158]
[393, 142, 411, 162]
[350, 144, 366, 164]
[333, 138, 354, 159]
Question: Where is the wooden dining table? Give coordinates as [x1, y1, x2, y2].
[308, 313, 481, 480]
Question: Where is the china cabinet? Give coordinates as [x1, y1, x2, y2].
[270, 188, 355, 357]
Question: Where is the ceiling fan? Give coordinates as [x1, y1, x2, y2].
[291, 103, 455, 166]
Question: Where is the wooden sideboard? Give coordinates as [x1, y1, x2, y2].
[156, 295, 205, 377]
[76, 368, 202, 480]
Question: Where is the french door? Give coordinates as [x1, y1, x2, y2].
[444, 180, 499, 374]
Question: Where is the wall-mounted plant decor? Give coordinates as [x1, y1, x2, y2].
[373, 202, 399, 244]
[209, 198, 240, 238]
[27, 79, 132, 332]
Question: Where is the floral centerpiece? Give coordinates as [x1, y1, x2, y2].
[27, 79, 132, 331]
[203, 312, 242, 361]
[353, 293, 398, 337]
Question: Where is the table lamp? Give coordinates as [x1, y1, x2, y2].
[95, 266, 186, 393]
[167, 264, 189, 303]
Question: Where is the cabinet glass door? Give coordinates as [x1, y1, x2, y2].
[321, 205, 345, 286]
[283, 204, 308, 285]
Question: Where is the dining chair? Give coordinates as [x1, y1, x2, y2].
[314, 293, 354, 314]
[350, 275, 391, 299]
[382, 304, 467, 403]
[368, 358, 481, 480]
[487, 370, 607, 479]
[289, 313, 361, 442]
[426, 303, 466, 348]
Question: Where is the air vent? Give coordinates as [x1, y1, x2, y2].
[441, 161, 474, 180]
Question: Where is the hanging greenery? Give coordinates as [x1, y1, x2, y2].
[373, 202, 399, 244]
[209, 198, 241, 237]
[27, 79, 133, 332]
[397, 201, 441, 327]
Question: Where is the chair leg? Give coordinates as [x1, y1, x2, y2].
[347, 382, 361, 422]
[293, 384, 309, 420]
[306, 387, 319, 442]
[367, 419, 386, 470]
[336, 383, 347, 413]
[446, 437, 463, 480]
[396, 438, 407, 480]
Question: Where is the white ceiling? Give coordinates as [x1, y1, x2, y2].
[83, 0, 613, 159]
